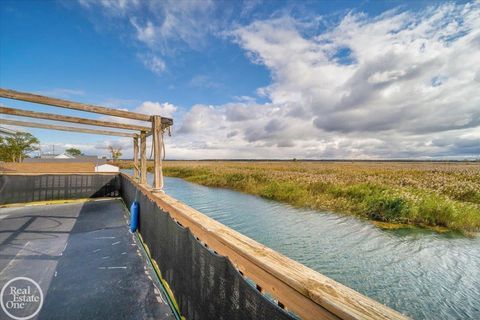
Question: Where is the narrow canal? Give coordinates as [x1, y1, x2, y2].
[129, 172, 480, 319]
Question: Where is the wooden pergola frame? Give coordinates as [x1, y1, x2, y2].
[0, 89, 409, 320]
[0, 88, 172, 192]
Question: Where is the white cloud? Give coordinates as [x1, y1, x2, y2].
[138, 54, 166, 74]
[189, 75, 221, 89]
[168, 2, 480, 159]
[135, 101, 177, 118]
[75, 1, 480, 159]
[130, 18, 156, 46]
[79, 0, 139, 16]
[98, 100, 178, 131]
[151, 0, 216, 50]
[79, 0, 218, 74]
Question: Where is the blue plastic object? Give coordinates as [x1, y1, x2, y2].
[130, 201, 139, 233]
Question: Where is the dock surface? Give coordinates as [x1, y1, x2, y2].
[0, 199, 174, 320]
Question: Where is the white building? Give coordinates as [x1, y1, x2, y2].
[54, 153, 75, 159]
[95, 164, 119, 172]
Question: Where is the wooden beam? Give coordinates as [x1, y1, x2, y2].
[133, 135, 139, 181]
[0, 105, 150, 131]
[0, 88, 173, 126]
[151, 116, 163, 192]
[1, 172, 118, 176]
[140, 131, 147, 185]
[124, 173, 408, 320]
[0, 119, 135, 137]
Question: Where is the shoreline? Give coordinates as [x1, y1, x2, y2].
[116, 160, 480, 235]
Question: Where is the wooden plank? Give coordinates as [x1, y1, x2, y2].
[122, 173, 409, 320]
[0, 105, 150, 131]
[152, 115, 163, 192]
[0, 162, 96, 173]
[140, 131, 147, 185]
[0, 119, 135, 137]
[133, 135, 139, 180]
[0, 88, 173, 126]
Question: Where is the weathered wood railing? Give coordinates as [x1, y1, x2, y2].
[0, 88, 171, 191]
[123, 173, 408, 320]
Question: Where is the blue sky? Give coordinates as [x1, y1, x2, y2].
[1, 0, 479, 159]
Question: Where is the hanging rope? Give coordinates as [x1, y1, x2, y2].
[149, 127, 170, 160]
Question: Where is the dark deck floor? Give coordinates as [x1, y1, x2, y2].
[0, 199, 175, 320]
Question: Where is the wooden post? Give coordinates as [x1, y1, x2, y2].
[140, 131, 147, 185]
[133, 135, 139, 181]
[151, 116, 164, 192]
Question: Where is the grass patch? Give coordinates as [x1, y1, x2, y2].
[119, 160, 480, 234]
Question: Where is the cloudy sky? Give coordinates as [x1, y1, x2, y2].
[1, 0, 479, 159]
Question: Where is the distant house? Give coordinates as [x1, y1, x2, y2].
[54, 153, 75, 159]
[95, 164, 119, 172]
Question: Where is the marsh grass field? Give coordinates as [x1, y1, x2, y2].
[118, 160, 480, 234]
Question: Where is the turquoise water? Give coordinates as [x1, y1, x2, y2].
[128, 171, 480, 319]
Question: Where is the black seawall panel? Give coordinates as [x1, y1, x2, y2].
[0, 174, 121, 205]
[121, 175, 295, 320]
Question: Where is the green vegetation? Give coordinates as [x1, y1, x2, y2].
[0, 132, 39, 162]
[117, 160, 480, 234]
[65, 147, 82, 157]
[108, 146, 122, 160]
